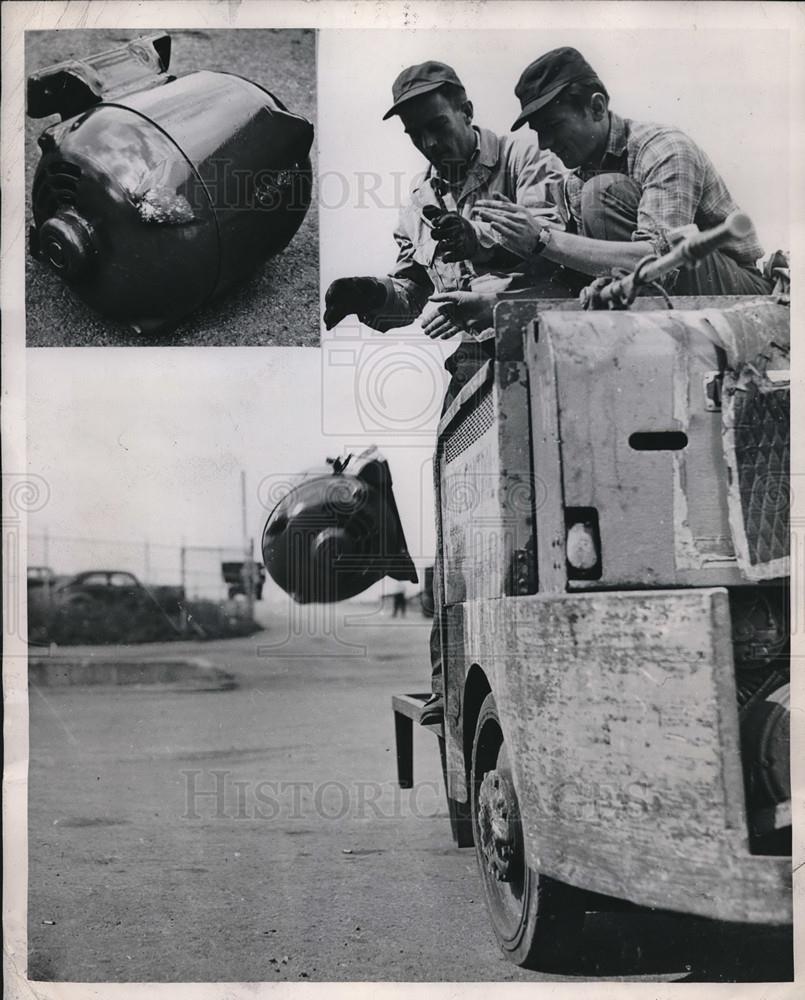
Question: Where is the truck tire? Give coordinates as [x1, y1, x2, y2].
[471, 692, 584, 969]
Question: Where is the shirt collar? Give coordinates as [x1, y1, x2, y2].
[573, 111, 627, 178]
[412, 126, 498, 200]
[475, 126, 497, 168]
[429, 127, 493, 181]
[601, 111, 628, 162]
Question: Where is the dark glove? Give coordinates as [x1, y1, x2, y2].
[323, 276, 385, 330]
[428, 210, 479, 263]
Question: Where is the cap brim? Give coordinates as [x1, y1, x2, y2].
[382, 80, 449, 120]
[510, 81, 570, 130]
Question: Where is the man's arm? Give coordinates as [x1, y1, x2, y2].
[324, 213, 435, 332]
[631, 130, 706, 256]
[543, 132, 707, 275]
[540, 230, 654, 276]
[472, 199, 654, 276]
[360, 222, 434, 332]
[512, 145, 566, 228]
[468, 143, 565, 269]
[474, 130, 708, 278]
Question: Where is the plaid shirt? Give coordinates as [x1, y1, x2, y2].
[564, 112, 763, 267]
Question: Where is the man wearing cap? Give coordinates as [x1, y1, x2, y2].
[465, 47, 771, 300]
[323, 60, 566, 341]
[323, 61, 565, 728]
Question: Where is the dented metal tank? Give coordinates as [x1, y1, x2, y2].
[27, 33, 314, 333]
[261, 448, 418, 604]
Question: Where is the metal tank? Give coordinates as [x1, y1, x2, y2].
[27, 33, 314, 333]
[261, 448, 418, 604]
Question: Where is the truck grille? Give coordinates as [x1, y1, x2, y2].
[723, 371, 789, 577]
[443, 388, 494, 465]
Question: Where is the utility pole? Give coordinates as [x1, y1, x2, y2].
[179, 541, 187, 634]
[241, 470, 255, 622]
[43, 526, 52, 613]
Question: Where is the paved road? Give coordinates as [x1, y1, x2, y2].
[25, 28, 319, 347]
[27, 604, 792, 983]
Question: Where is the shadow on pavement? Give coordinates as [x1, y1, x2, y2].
[539, 909, 793, 982]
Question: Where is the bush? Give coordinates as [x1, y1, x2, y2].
[28, 596, 261, 646]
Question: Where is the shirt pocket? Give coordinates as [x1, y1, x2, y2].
[430, 259, 467, 293]
[403, 200, 466, 290]
[409, 221, 439, 269]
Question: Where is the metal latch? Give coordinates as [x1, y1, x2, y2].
[704, 371, 723, 412]
[512, 547, 534, 595]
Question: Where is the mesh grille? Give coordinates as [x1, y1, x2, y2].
[443, 388, 494, 465]
[723, 371, 789, 577]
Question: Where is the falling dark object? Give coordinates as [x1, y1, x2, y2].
[27, 32, 314, 334]
[262, 447, 418, 603]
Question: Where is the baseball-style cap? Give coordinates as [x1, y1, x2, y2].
[382, 61, 464, 120]
[511, 47, 600, 130]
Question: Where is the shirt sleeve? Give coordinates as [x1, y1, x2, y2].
[359, 215, 434, 332]
[514, 146, 566, 227]
[632, 129, 705, 257]
[473, 141, 566, 260]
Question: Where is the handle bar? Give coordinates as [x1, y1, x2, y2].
[580, 211, 752, 309]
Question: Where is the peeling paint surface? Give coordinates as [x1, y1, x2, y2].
[137, 187, 195, 224]
[463, 590, 791, 923]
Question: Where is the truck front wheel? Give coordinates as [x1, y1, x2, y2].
[471, 693, 583, 969]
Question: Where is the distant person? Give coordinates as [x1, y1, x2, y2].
[391, 585, 407, 618]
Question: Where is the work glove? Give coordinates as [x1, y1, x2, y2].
[323, 276, 386, 330]
[423, 205, 480, 263]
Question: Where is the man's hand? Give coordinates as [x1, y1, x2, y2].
[421, 290, 498, 340]
[421, 297, 466, 340]
[472, 193, 543, 259]
[323, 276, 385, 330]
[423, 206, 480, 263]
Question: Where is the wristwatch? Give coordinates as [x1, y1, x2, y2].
[533, 226, 553, 255]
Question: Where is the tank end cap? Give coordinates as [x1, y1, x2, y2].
[38, 213, 95, 280]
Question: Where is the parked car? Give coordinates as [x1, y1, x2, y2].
[54, 570, 184, 614]
[47, 570, 186, 643]
[55, 570, 147, 608]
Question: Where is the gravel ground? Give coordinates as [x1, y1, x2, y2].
[25, 29, 319, 347]
[24, 604, 793, 984]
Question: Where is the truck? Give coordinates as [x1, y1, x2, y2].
[392, 234, 791, 969]
[221, 560, 266, 601]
